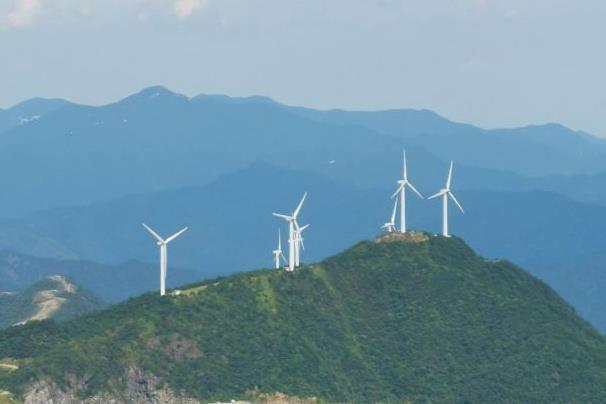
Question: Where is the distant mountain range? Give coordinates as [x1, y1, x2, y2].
[1, 86, 606, 333]
[1, 86, 606, 217]
[1, 236, 605, 403]
[0, 275, 105, 328]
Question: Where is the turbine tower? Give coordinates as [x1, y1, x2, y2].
[272, 229, 287, 269]
[272, 192, 307, 272]
[143, 223, 189, 296]
[428, 161, 464, 237]
[391, 149, 423, 233]
[381, 199, 398, 233]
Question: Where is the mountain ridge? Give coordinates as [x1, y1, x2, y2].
[1, 85, 606, 219]
[0, 235, 605, 403]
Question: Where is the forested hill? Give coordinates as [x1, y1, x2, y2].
[1, 234, 605, 403]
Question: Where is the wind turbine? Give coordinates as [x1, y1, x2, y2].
[295, 224, 310, 267]
[391, 149, 423, 233]
[381, 199, 398, 233]
[272, 192, 307, 272]
[143, 224, 188, 296]
[428, 161, 464, 237]
[272, 229, 287, 269]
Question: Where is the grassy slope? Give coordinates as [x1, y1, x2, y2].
[1, 236, 606, 402]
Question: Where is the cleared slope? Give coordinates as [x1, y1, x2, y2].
[0, 276, 106, 327]
[1, 235, 605, 402]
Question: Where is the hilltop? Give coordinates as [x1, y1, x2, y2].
[0, 276, 105, 328]
[1, 235, 606, 403]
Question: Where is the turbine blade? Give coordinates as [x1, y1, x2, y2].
[427, 191, 445, 200]
[446, 160, 454, 189]
[390, 199, 398, 222]
[293, 192, 307, 218]
[448, 192, 465, 213]
[166, 227, 188, 243]
[272, 213, 292, 221]
[391, 184, 404, 199]
[406, 182, 424, 199]
[403, 148, 408, 180]
[299, 224, 310, 232]
[142, 223, 163, 242]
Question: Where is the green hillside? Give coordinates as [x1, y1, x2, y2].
[0, 276, 106, 328]
[1, 234, 605, 403]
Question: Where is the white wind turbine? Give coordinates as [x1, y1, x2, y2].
[391, 149, 423, 233]
[143, 224, 189, 296]
[272, 229, 287, 269]
[294, 224, 310, 267]
[381, 199, 398, 233]
[428, 161, 464, 237]
[272, 192, 307, 272]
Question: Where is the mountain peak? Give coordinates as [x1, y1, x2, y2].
[120, 86, 189, 104]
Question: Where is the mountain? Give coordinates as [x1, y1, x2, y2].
[2, 86, 606, 218]
[1, 163, 606, 331]
[0, 86, 419, 217]
[289, 106, 606, 177]
[0, 98, 68, 134]
[0, 235, 605, 403]
[0, 276, 105, 328]
[0, 251, 203, 303]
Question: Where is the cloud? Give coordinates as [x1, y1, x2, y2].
[173, 0, 207, 19]
[6, 0, 44, 28]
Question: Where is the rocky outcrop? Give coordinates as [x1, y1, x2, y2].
[374, 231, 429, 244]
[23, 367, 199, 404]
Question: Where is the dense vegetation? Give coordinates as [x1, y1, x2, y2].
[1, 235, 606, 402]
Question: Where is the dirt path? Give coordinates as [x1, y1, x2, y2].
[48, 275, 76, 293]
[27, 291, 68, 322]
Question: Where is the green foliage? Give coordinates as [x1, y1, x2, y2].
[1, 236, 606, 403]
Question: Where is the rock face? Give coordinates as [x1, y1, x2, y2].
[23, 367, 199, 404]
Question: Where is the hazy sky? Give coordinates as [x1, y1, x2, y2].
[1, 0, 604, 135]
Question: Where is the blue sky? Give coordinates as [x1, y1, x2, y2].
[1, 0, 604, 136]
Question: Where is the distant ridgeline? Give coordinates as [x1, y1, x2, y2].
[1, 235, 606, 403]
